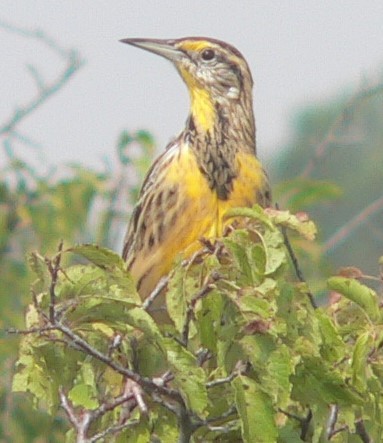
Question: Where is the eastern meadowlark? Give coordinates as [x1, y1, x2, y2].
[120, 37, 271, 312]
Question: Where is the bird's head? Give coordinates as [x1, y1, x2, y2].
[120, 37, 254, 132]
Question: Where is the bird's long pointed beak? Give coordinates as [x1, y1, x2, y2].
[119, 38, 184, 63]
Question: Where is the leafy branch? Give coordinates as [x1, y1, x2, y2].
[9, 207, 381, 442]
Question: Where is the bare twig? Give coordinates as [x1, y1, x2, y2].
[300, 409, 313, 441]
[142, 276, 169, 311]
[54, 321, 180, 400]
[326, 404, 349, 440]
[89, 420, 140, 443]
[107, 333, 122, 357]
[182, 282, 215, 346]
[206, 372, 238, 389]
[279, 408, 313, 440]
[281, 226, 317, 309]
[59, 388, 83, 431]
[6, 325, 56, 335]
[205, 405, 237, 424]
[153, 370, 174, 387]
[0, 19, 84, 136]
[355, 419, 372, 443]
[181, 268, 221, 346]
[323, 195, 383, 255]
[59, 386, 140, 443]
[46, 240, 64, 322]
[326, 404, 338, 438]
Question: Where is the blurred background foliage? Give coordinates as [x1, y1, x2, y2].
[272, 89, 383, 293]
[0, 23, 382, 442]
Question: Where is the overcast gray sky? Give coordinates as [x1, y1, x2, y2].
[1, 1, 383, 170]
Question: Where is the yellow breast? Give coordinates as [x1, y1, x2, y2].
[129, 145, 266, 300]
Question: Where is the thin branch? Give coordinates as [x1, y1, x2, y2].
[205, 405, 237, 425]
[60, 381, 146, 442]
[279, 408, 313, 441]
[355, 419, 372, 443]
[326, 405, 347, 440]
[152, 370, 174, 388]
[323, 195, 383, 255]
[54, 321, 180, 401]
[300, 409, 313, 441]
[206, 372, 237, 389]
[107, 333, 122, 357]
[26, 64, 45, 91]
[91, 392, 136, 422]
[182, 282, 215, 346]
[40, 245, 183, 404]
[142, 276, 169, 311]
[59, 388, 81, 430]
[281, 226, 317, 309]
[0, 19, 69, 57]
[89, 420, 140, 443]
[6, 325, 56, 335]
[47, 240, 63, 322]
[0, 20, 84, 136]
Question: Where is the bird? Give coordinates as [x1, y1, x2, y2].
[120, 37, 271, 314]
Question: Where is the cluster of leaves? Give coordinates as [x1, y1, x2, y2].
[12, 206, 383, 442]
[0, 131, 152, 442]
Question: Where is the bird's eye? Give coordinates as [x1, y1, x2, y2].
[201, 48, 215, 61]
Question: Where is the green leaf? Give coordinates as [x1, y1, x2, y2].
[233, 375, 277, 443]
[316, 308, 345, 362]
[291, 356, 363, 406]
[166, 264, 189, 333]
[196, 289, 224, 352]
[164, 338, 208, 416]
[266, 208, 317, 240]
[70, 244, 125, 270]
[122, 419, 151, 443]
[328, 277, 380, 322]
[263, 344, 295, 407]
[125, 307, 164, 348]
[262, 229, 286, 275]
[240, 335, 276, 372]
[236, 293, 273, 318]
[68, 383, 98, 409]
[151, 410, 179, 443]
[226, 204, 275, 229]
[352, 331, 373, 391]
[223, 232, 254, 284]
[27, 251, 46, 283]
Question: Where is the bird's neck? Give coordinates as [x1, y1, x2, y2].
[188, 89, 256, 151]
[184, 91, 256, 200]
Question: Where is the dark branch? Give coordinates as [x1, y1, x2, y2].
[206, 371, 238, 389]
[47, 240, 63, 322]
[355, 419, 372, 443]
[281, 225, 317, 309]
